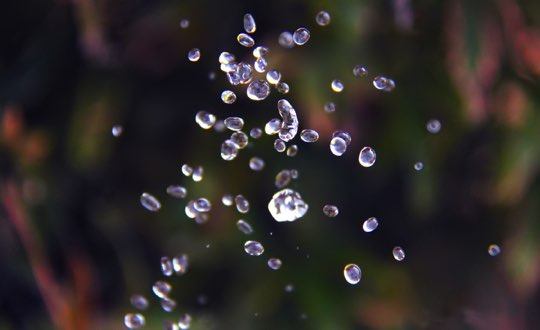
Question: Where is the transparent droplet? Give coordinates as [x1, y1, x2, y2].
[172, 254, 189, 275]
[276, 81, 290, 94]
[249, 157, 265, 171]
[221, 90, 237, 104]
[358, 147, 376, 167]
[343, 264, 362, 285]
[112, 125, 123, 137]
[235, 195, 250, 213]
[130, 294, 149, 310]
[237, 62, 253, 84]
[426, 119, 441, 134]
[323, 205, 339, 217]
[224, 117, 244, 131]
[286, 145, 298, 157]
[236, 219, 254, 235]
[300, 129, 319, 143]
[265, 118, 282, 135]
[161, 297, 176, 312]
[237, 33, 255, 47]
[393, 246, 406, 261]
[253, 46, 269, 58]
[268, 188, 309, 222]
[194, 198, 211, 212]
[247, 80, 270, 101]
[330, 137, 347, 156]
[187, 48, 201, 62]
[192, 166, 203, 182]
[278, 31, 295, 48]
[222, 194, 234, 206]
[219, 51, 235, 64]
[222, 62, 238, 74]
[181, 164, 193, 176]
[254, 57, 268, 73]
[178, 313, 192, 329]
[277, 99, 299, 142]
[152, 281, 172, 299]
[414, 162, 424, 171]
[185, 200, 198, 219]
[166, 185, 187, 199]
[244, 240, 264, 256]
[163, 320, 179, 330]
[331, 79, 344, 92]
[195, 111, 216, 129]
[274, 139, 286, 152]
[161, 256, 174, 276]
[315, 11, 331, 26]
[353, 65, 368, 77]
[124, 313, 145, 329]
[266, 70, 282, 85]
[488, 244, 501, 257]
[362, 217, 378, 232]
[324, 102, 336, 113]
[293, 28, 310, 45]
[275, 169, 292, 188]
[267, 258, 282, 270]
[250, 127, 263, 139]
[221, 140, 239, 161]
[243, 13, 256, 33]
[179, 19, 190, 29]
[332, 130, 351, 145]
[373, 76, 395, 91]
[140, 193, 161, 212]
[230, 131, 249, 149]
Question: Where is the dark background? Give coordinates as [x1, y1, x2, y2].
[1, 0, 540, 329]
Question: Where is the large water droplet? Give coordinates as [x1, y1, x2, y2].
[140, 193, 161, 212]
[219, 51, 235, 64]
[332, 130, 351, 145]
[276, 81, 290, 94]
[362, 217, 378, 232]
[181, 164, 193, 176]
[275, 169, 292, 188]
[237, 33, 255, 47]
[243, 13, 256, 33]
[224, 117, 244, 131]
[300, 129, 319, 143]
[265, 119, 282, 135]
[358, 147, 376, 167]
[277, 99, 299, 142]
[244, 240, 264, 256]
[247, 80, 270, 101]
[330, 137, 347, 156]
[266, 70, 281, 84]
[221, 140, 239, 161]
[230, 131, 249, 149]
[343, 264, 362, 285]
[194, 198, 211, 212]
[253, 46, 269, 58]
[161, 256, 174, 276]
[274, 139, 286, 152]
[268, 188, 309, 222]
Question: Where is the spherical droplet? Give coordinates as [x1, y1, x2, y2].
[362, 217, 378, 232]
[195, 111, 216, 129]
[179, 19, 190, 29]
[343, 264, 362, 285]
[268, 188, 309, 222]
[235, 195, 250, 213]
[323, 205, 339, 217]
[222, 194, 233, 206]
[152, 280, 172, 299]
[247, 80, 270, 101]
[172, 254, 189, 274]
[267, 258, 282, 270]
[194, 198, 211, 212]
[358, 147, 376, 167]
[166, 185, 187, 199]
[488, 244, 501, 257]
[293, 28, 310, 45]
[250, 127, 263, 139]
[161, 297, 176, 312]
[124, 313, 145, 329]
[414, 162, 424, 171]
[178, 313, 192, 329]
[324, 102, 336, 113]
[161, 256, 174, 276]
[230, 131, 249, 149]
[130, 294, 149, 310]
[192, 166, 204, 182]
[224, 117, 244, 131]
[266, 70, 282, 85]
[187, 48, 200, 62]
[331, 79, 344, 92]
[243, 13, 256, 33]
[237, 33, 255, 47]
[276, 81, 290, 94]
[265, 118, 282, 135]
[285, 284, 294, 292]
[332, 130, 351, 145]
[244, 240, 264, 256]
[254, 57, 268, 73]
[353, 65, 368, 77]
[221, 90, 237, 104]
[181, 164, 193, 176]
[249, 157, 265, 171]
[112, 125, 123, 137]
[315, 11, 331, 26]
[236, 219, 254, 235]
[300, 129, 319, 143]
[140, 193, 161, 212]
[393, 246, 406, 261]
[221, 140, 239, 161]
[426, 119, 441, 134]
[275, 169, 292, 188]
[330, 137, 347, 156]
[278, 31, 294, 48]
[373, 76, 395, 91]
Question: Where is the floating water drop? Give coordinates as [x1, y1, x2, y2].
[286, 145, 298, 157]
[253, 46, 269, 58]
[124, 313, 145, 329]
[185, 200, 198, 219]
[230, 131, 249, 149]
[278, 31, 294, 48]
[358, 147, 376, 167]
[237, 33, 255, 47]
[195, 213, 209, 224]
[179, 19, 190, 29]
[237, 62, 253, 84]
[249, 127, 263, 139]
[244, 240, 264, 256]
[324, 102, 336, 113]
[300, 129, 319, 143]
[265, 118, 282, 135]
[414, 162, 424, 171]
[222, 194, 233, 206]
[130, 294, 149, 310]
[315, 11, 331, 26]
[330, 137, 347, 156]
[276, 81, 290, 94]
[290, 169, 299, 179]
[219, 52, 235, 64]
[393, 246, 406, 261]
[195, 111, 216, 129]
[187, 48, 201, 62]
[343, 264, 362, 285]
[178, 313, 192, 329]
[254, 57, 268, 72]
[266, 70, 281, 84]
[488, 244, 501, 256]
[140, 193, 161, 212]
[243, 14, 256, 33]
[373, 76, 395, 91]
[181, 164, 193, 176]
[192, 166, 203, 182]
[224, 117, 244, 131]
[293, 28, 310, 45]
[235, 195, 250, 213]
[173, 254, 189, 275]
[426, 119, 441, 134]
[323, 205, 339, 217]
[194, 198, 212, 212]
[274, 139, 286, 152]
[331, 79, 344, 92]
[221, 140, 239, 161]
[161, 256, 174, 276]
[161, 298, 176, 312]
[247, 80, 270, 101]
[353, 65, 368, 77]
[166, 185, 187, 199]
[277, 99, 299, 141]
[221, 90, 237, 104]
[362, 217, 379, 232]
[275, 169, 292, 188]
[236, 219, 254, 235]
[268, 188, 309, 222]
[267, 258, 282, 270]
[112, 125, 123, 137]
[152, 281, 172, 299]
[249, 157, 265, 171]
[332, 130, 351, 145]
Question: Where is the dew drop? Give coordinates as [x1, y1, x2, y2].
[130, 294, 149, 310]
[315, 11, 331, 26]
[195, 111, 216, 129]
[331, 79, 344, 92]
[358, 147, 376, 167]
[362, 217, 378, 232]
[426, 119, 441, 134]
[268, 188, 309, 222]
[166, 185, 187, 199]
[249, 157, 265, 171]
[267, 258, 282, 270]
[152, 281, 172, 299]
[274, 139, 286, 152]
[172, 254, 189, 275]
[393, 246, 406, 261]
[278, 31, 295, 48]
[187, 48, 201, 62]
[236, 219, 254, 235]
[243, 14, 256, 33]
[323, 205, 339, 217]
[247, 80, 271, 101]
[343, 264, 362, 285]
[230, 131, 249, 149]
[161, 256, 174, 276]
[140, 193, 161, 212]
[124, 313, 145, 329]
[277, 99, 299, 142]
[235, 195, 250, 213]
[330, 137, 347, 156]
[221, 140, 239, 161]
[488, 244, 501, 257]
[221, 90, 237, 104]
[244, 240, 264, 256]
[300, 129, 319, 143]
[178, 313, 192, 329]
[353, 65, 368, 77]
[266, 70, 282, 85]
[224, 117, 244, 131]
[293, 28, 310, 45]
[192, 166, 204, 182]
[324, 102, 336, 113]
[112, 125, 123, 137]
[237, 33, 255, 47]
[249, 127, 263, 139]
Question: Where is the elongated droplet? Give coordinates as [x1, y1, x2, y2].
[253, 46, 269, 58]
[124, 313, 145, 329]
[130, 294, 149, 310]
[243, 14, 256, 33]
[187, 48, 200, 62]
[373, 76, 395, 91]
[278, 31, 294, 48]
[219, 51, 235, 64]
[300, 129, 319, 142]
[152, 281, 172, 299]
[267, 258, 282, 270]
[166, 185, 187, 199]
[181, 164, 193, 176]
[362, 217, 378, 232]
[393, 246, 405, 261]
[244, 240, 264, 256]
[254, 57, 268, 73]
[161, 256, 174, 276]
[237, 33, 255, 47]
[192, 166, 203, 182]
[358, 147, 376, 167]
[230, 131, 249, 149]
[268, 188, 309, 222]
[173, 254, 189, 275]
[140, 193, 161, 212]
[275, 169, 292, 188]
[343, 264, 361, 285]
[249, 157, 265, 171]
[488, 244, 501, 256]
[236, 219, 254, 235]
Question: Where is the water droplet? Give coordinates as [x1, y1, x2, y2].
[393, 246, 406, 261]
[331, 79, 344, 92]
[276, 81, 290, 94]
[373, 76, 395, 91]
[266, 70, 281, 85]
[290, 169, 299, 179]
[277, 99, 299, 141]
[426, 119, 441, 134]
[243, 14, 256, 33]
[268, 188, 309, 222]
[221, 90, 237, 104]
[161, 297, 176, 312]
[195, 213, 209, 224]
[224, 117, 244, 131]
[293, 28, 310, 45]
[221, 140, 239, 161]
[249, 157, 265, 171]
[173, 254, 189, 274]
[267, 258, 282, 270]
[222, 194, 234, 206]
[178, 313, 192, 329]
[230, 131, 249, 149]
[330, 137, 347, 156]
[278, 31, 295, 48]
[166, 185, 187, 199]
[332, 130, 351, 145]
[275, 169, 291, 188]
[179, 19, 190, 29]
[163, 320, 179, 330]
[192, 166, 203, 182]
[353, 65, 368, 77]
[185, 200, 198, 219]
[324, 102, 336, 113]
[247, 80, 270, 101]
[153, 281, 172, 299]
[222, 62, 237, 74]
[343, 264, 362, 285]
[112, 125, 123, 137]
[235, 195, 250, 213]
[254, 57, 268, 72]
[195, 111, 216, 129]
[187, 48, 201, 62]
[244, 240, 264, 256]
[161, 256, 174, 276]
[124, 313, 145, 329]
[274, 139, 286, 152]
[226, 62, 253, 85]
[414, 162, 424, 171]
[286, 145, 298, 157]
[237, 33, 255, 47]
[194, 198, 212, 212]
[140, 193, 161, 212]
[236, 219, 254, 235]
[300, 129, 319, 143]
[253, 46, 269, 58]
[358, 147, 376, 167]
[488, 244, 501, 256]
[130, 294, 149, 310]
[323, 205, 339, 217]
[362, 217, 378, 232]
[265, 118, 282, 135]
[249, 127, 262, 139]
[181, 164, 193, 176]
[315, 11, 331, 26]
[219, 51, 235, 64]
